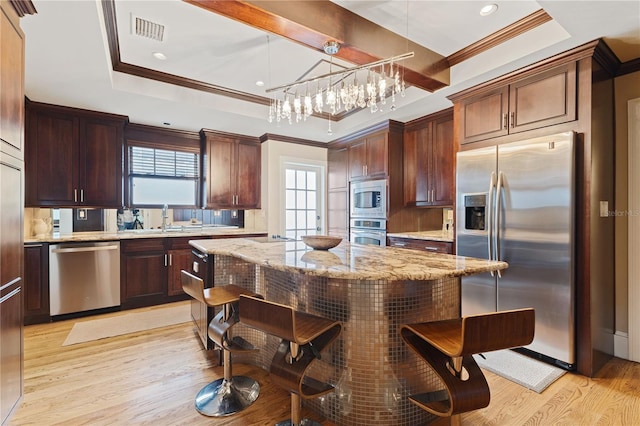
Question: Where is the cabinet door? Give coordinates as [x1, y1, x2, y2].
[235, 140, 261, 209]
[328, 146, 348, 191]
[0, 154, 23, 424]
[403, 125, 431, 206]
[364, 132, 388, 178]
[167, 248, 192, 296]
[0, 4, 24, 159]
[23, 244, 50, 325]
[431, 116, 454, 206]
[81, 118, 123, 207]
[348, 139, 366, 180]
[459, 86, 509, 144]
[1, 279, 23, 425]
[205, 136, 235, 208]
[120, 239, 167, 309]
[509, 62, 577, 134]
[25, 110, 80, 206]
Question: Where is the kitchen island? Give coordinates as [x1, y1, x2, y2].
[190, 238, 506, 426]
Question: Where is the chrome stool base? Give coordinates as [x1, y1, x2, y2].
[276, 419, 323, 426]
[194, 376, 260, 417]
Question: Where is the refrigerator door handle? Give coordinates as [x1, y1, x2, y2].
[488, 171, 496, 277]
[495, 171, 504, 278]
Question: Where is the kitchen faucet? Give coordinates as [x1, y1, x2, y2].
[161, 204, 169, 231]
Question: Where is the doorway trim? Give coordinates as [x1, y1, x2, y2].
[628, 97, 640, 362]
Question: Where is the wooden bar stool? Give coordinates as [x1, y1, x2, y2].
[239, 294, 342, 426]
[181, 270, 260, 417]
[400, 308, 535, 425]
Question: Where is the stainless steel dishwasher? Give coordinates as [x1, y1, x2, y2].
[49, 241, 120, 316]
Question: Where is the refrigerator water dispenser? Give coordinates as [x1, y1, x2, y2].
[464, 194, 486, 230]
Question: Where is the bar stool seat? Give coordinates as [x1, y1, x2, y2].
[181, 270, 260, 417]
[239, 294, 342, 426]
[400, 308, 535, 424]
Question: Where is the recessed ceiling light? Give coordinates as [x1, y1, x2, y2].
[152, 51, 167, 60]
[256, 80, 265, 87]
[480, 4, 498, 16]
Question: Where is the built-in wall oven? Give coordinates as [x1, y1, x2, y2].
[350, 179, 387, 218]
[350, 218, 386, 246]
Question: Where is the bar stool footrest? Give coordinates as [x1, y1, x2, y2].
[227, 335, 257, 352]
[409, 390, 451, 416]
[301, 376, 335, 398]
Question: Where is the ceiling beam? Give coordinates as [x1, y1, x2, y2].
[184, 0, 450, 92]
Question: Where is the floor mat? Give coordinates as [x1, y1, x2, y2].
[474, 349, 567, 393]
[62, 303, 191, 346]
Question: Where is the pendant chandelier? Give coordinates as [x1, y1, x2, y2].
[266, 41, 414, 125]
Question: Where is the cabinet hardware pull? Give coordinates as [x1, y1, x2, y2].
[169, 254, 172, 266]
[394, 243, 407, 247]
[74, 189, 78, 203]
[503, 113, 508, 129]
[424, 247, 439, 251]
[510, 111, 515, 128]
[164, 254, 168, 267]
[80, 189, 84, 203]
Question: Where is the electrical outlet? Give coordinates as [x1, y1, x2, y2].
[600, 201, 609, 217]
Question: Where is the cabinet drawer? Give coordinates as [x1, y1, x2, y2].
[388, 237, 453, 254]
[120, 238, 165, 253]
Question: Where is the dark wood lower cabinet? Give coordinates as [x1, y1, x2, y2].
[120, 239, 168, 310]
[23, 243, 50, 325]
[387, 236, 453, 254]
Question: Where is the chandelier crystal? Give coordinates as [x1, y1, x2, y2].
[267, 41, 413, 125]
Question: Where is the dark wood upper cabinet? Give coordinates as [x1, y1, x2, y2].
[25, 101, 127, 207]
[404, 109, 454, 207]
[457, 62, 576, 144]
[201, 130, 261, 209]
[348, 130, 389, 180]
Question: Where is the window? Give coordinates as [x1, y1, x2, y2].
[127, 143, 200, 207]
[284, 164, 323, 241]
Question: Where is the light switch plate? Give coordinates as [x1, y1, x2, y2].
[447, 209, 454, 220]
[600, 201, 609, 217]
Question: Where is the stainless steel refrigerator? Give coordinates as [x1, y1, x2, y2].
[456, 131, 575, 369]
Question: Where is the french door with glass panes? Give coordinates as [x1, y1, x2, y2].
[284, 164, 323, 241]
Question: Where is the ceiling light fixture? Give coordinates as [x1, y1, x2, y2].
[255, 80, 265, 87]
[480, 4, 498, 16]
[152, 51, 167, 60]
[266, 40, 414, 125]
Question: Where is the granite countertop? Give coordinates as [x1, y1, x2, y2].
[24, 228, 266, 244]
[190, 238, 506, 281]
[386, 230, 454, 242]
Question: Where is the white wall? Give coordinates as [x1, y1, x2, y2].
[259, 139, 327, 237]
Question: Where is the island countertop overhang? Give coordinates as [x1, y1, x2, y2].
[189, 238, 507, 281]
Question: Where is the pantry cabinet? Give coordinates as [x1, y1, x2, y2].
[327, 144, 349, 238]
[456, 62, 576, 144]
[404, 109, 454, 207]
[25, 101, 127, 208]
[201, 130, 261, 209]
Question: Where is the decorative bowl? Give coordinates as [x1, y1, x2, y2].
[301, 235, 342, 250]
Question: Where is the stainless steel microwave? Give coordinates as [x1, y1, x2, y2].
[350, 179, 387, 218]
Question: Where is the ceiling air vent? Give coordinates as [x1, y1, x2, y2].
[133, 16, 165, 42]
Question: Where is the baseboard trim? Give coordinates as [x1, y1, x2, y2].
[614, 331, 629, 360]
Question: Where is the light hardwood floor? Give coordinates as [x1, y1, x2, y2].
[8, 302, 640, 425]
